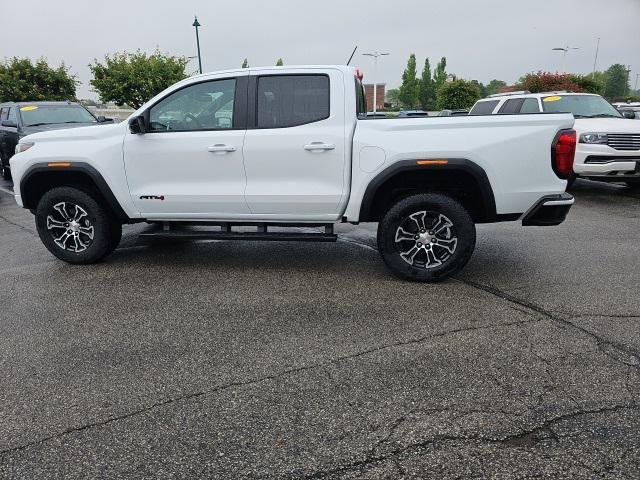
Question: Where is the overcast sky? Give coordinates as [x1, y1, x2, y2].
[1, 0, 638, 99]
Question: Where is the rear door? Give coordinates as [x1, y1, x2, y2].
[0, 107, 19, 164]
[242, 70, 348, 219]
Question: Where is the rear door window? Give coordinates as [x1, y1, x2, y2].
[498, 99, 525, 114]
[257, 75, 330, 128]
[520, 98, 540, 113]
[0, 108, 7, 121]
[469, 100, 499, 115]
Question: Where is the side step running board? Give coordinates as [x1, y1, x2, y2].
[139, 223, 337, 243]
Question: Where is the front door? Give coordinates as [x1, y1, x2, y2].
[123, 74, 249, 218]
[242, 71, 348, 219]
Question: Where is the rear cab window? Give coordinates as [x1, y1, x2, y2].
[257, 74, 330, 128]
[469, 100, 499, 115]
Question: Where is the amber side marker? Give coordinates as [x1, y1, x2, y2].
[416, 159, 448, 166]
[47, 162, 71, 168]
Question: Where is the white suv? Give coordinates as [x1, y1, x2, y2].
[471, 92, 640, 187]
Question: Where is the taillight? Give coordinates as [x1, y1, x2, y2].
[552, 129, 576, 179]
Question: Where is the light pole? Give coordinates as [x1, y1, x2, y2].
[591, 37, 600, 78]
[192, 16, 202, 74]
[362, 51, 389, 114]
[635, 73, 639, 92]
[552, 46, 579, 73]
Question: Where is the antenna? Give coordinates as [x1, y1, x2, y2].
[346, 46, 358, 66]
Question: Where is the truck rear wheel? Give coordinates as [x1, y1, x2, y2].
[377, 193, 476, 282]
[35, 186, 122, 264]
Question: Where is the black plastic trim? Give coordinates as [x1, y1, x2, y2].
[358, 158, 497, 222]
[521, 193, 573, 226]
[19, 162, 130, 221]
[585, 155, 640, 164]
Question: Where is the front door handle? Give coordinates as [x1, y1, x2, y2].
[207, 144, 236, 154]
[304, 142, 336, 151]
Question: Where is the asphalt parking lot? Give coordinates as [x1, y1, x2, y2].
[0, 179, 639, 479]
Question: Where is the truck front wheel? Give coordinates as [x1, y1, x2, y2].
[35, 186, 122, 264]
[377, 193, 476, 282]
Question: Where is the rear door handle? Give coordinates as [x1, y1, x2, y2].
[304, 142, 336, 151]
[207, 144, 236, 154]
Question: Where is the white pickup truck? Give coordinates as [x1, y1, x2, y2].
[10, 65, 576, 281]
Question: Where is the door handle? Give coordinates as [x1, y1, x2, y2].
[207, 144, 236, 154]
[304, 142, 336, 151]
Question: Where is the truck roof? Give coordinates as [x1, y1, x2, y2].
[189, 65, 357, 79]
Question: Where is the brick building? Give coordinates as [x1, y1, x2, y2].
[364, 83, 386, 111]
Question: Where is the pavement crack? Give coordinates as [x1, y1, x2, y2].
[0, 318, 537, 457]
[0, 214, 37, 237]
[456, 278, 640, 371]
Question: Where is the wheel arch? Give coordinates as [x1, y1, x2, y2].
[359, 159, 498, 223]
[20, 163, 129, 222]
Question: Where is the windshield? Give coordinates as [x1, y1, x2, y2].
[19, 105, 97, 126]
[541, 95, 622, 118]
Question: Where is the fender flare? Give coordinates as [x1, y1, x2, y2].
[20, 162, 130, 221]
[359, 158, 498, 222]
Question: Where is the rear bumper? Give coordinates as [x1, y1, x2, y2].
[522, 193, 574, 226]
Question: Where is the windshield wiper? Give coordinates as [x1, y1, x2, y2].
[587, 114, 622, 118]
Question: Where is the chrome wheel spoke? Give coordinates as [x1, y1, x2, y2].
[53, 203, 72, 222]
[46, 216, 66, 230]
[54, 231, 74, 249]
[425, 248, 443, 268]
[400, 244, 422, 264]
[431, 214, 453, 235]
[409, 211, 427, 232]
[78, 226, 94, 239]
[72, 204, 88, 222]
[434, 237, 457, 254]
[395, 227, 416, 243]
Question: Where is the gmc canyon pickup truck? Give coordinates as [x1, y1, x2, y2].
[10, 66, 576, 281]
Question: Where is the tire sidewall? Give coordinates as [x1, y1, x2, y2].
[35, 187, 115, 264]
[377, 194, 476, 282]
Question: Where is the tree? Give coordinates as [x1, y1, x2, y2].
[398, 54, 419, 108]
[0, 57, 78, 102]
[241, 58, 249, 68]
[275, 58, 284, 66]
[603, 64, 629, 100]
[385, 88, 401, 109]
[436, 79, 481, 110]
[469, 80, 487, 98]
[433, 57, 448, 92]
[418, 58, 436, 110]
[518, 71, 590, 94]
[485, 79, 507, 96]
[89, 50, 187, 109]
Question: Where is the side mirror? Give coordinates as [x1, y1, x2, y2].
[128, 115, 146, 134]
[97, 115, 106, 122]
[1, 120, 17, 128]
[621, 110, 636, 119]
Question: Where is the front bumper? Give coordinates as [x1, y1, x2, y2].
[574, 144, 640, 178]
[522, 193, 574, 226]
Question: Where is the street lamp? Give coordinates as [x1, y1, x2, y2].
[192, 16, 203, 74]
[362, 51, 389, 114]
[552, 46, 579, 73]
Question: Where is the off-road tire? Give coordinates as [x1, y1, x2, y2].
[377, 193, 476, 282]
[35, 186, 122, 264]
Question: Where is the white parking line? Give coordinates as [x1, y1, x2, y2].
[0, 186, 14, 195]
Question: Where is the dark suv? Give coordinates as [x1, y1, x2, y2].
[0, 101, 113, 180]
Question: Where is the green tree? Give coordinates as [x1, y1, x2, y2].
[89, 50, 187, 109]
[436, 79, 481, 110]
[485, 79, 507, 96]
[469, 80, 487, 98]
[275, 58, 284, 66]
[433, 57, 448, 92]
[418, 58, 436, 110]
[241, 58, 249, 68]
[0, 57, 78, 102]
[398, 54, 419, 108]
[385, 88, 401, 109]
[603, 64, 630, 100]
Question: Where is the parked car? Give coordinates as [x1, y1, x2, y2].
[397, 110, 429, 117]
[10, 66, 576, 282]
[438, 109, 469, 116]
[0, 101, 113, 180]
[365, 112, 387, 118]
[470, 92, 640, 187]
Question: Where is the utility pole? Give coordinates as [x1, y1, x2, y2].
[192, 16, 202, 74]
[626, 66, 632, 97]
[552, 46, 579, 73]
[591, 37, 600, 78]
[362, 51, 389, 114]
[635, 73, 639, 92]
